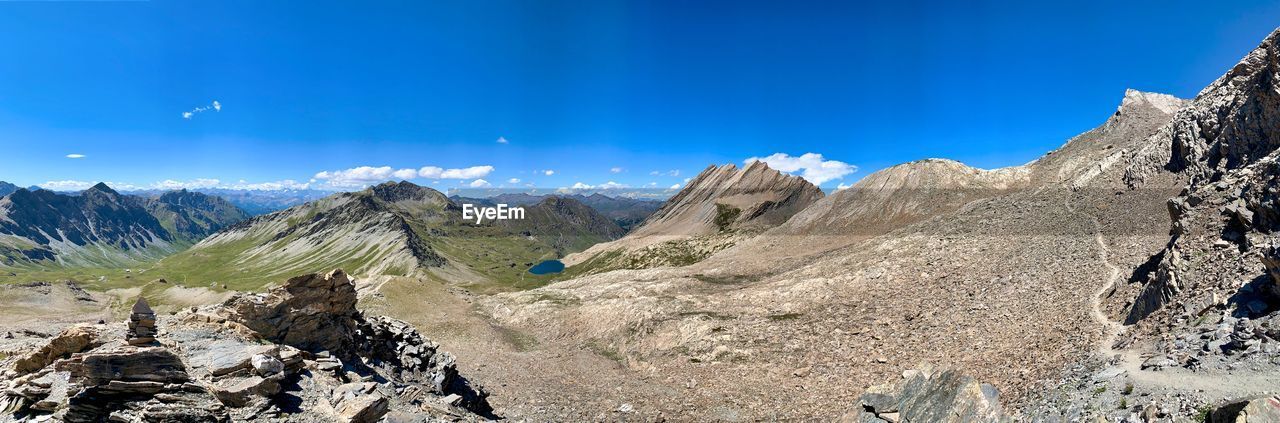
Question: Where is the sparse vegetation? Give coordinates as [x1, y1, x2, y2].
[713, 203, 742, 233]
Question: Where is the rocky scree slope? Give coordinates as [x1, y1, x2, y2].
[0, 269, 492, 422]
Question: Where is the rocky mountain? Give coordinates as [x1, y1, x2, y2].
[155, 181, 626, 290]
[560, 161, 823, 273]
[633, 161, 823, 237]
[0, 181, 17, 198]
[0, 269, 492, 421]
[141, 190, 251, 241]
[0, 184, 248, 267]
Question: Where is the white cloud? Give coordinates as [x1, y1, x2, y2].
[744, 152, 857, 185]
[153, 178, 221, 190]
[542, 170, 555, 176]
[392, 168, 418, 179]
[66, 154, 85, 159]
[416, 165, 494, 179]
[39, 180, 97, 191]
[599, 181, 628, 189]
[610, 167, 623, 173]
[565, 181, 628, 190]
[314, 166, 410, 187]
[469, 179, 491, 188]
[836, 183, 852, 191]
[668, 184, 681, 190]
[315, 164, 494, 188]
[441, 166, 494, 179]
[182, 100, 222, 120]
[650, 169, 680, 177]
[496, 137, 509, 144]
[507, 178, 521, 184]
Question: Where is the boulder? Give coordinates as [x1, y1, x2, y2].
[851, 368, 1004, 423]
[1210, 396, 1280, 422]
[12, 325, 100, 375]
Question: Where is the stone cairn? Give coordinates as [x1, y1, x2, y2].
[127, 297, 157, 345]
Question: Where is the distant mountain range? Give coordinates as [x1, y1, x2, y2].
[117, 188, 333, 216]
[0, 184, 248, 266]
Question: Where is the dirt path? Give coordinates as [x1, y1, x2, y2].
[1066, 192, 1280, 398]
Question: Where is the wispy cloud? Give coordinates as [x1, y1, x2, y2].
[182, 100, 222, 120]
[542, 170, 555, 176]
[507, 178, 521, 184]
[65, 154, 85, 159]
[744, 152, 857, 185]
[649, 169, 680, 177]
[496, 137, 509, 144]
[469, 179, 491, 188]
[610, 167, 624, 173]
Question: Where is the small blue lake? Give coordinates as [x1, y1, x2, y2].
[528, 259, 565, 275]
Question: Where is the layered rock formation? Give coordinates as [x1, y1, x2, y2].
[0, 269, 491, 422]
[633, 161, 823, 237]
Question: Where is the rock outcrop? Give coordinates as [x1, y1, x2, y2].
[846, 367, 1006, 423]
[0, 268, 492, 422]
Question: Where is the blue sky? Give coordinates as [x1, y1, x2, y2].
[0, 0, 1277, 192]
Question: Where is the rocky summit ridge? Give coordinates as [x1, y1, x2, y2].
[0, 269, 491, 422]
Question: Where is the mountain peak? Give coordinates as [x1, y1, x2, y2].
[1117, 89, 1185, 116]
[86, 182, 119, 196]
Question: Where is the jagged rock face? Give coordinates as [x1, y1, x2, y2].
[1125, 29, 1280, 187]
[222, 269, 361, 356]
[632, 161, 824, 237]
[1168, 30, 1280, 179]
[0, 181, 17, 198]
[1123, 29, 1280, 326]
